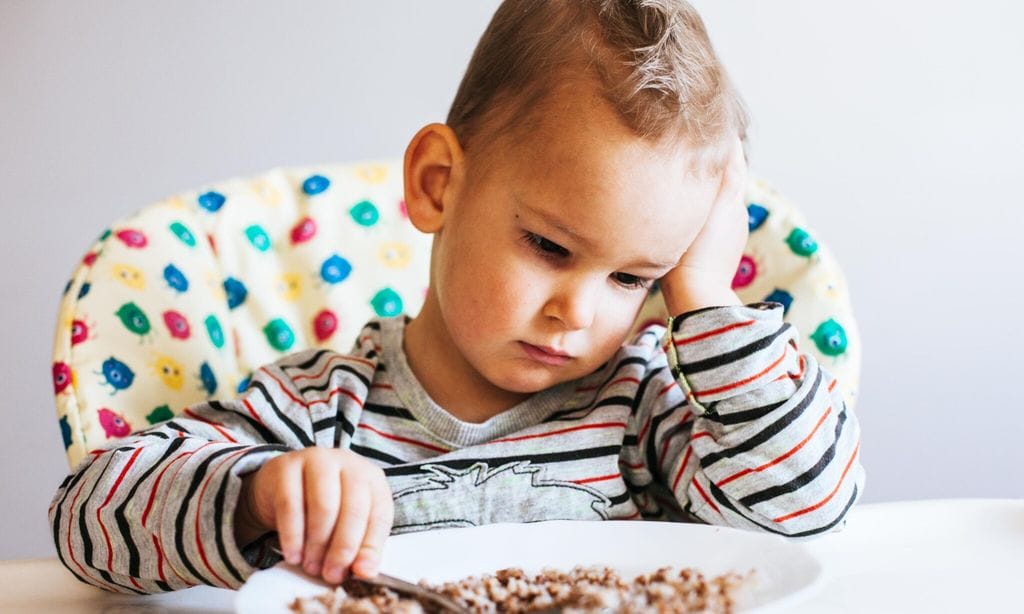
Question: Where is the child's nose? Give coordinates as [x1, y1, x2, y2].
[542, 279, 598, 331]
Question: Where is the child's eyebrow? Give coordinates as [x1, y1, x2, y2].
[514, 195, 677, 271]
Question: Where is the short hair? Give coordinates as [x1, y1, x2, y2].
[446, 0, 749, 171]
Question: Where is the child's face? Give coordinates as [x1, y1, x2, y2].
[408, 87, 719, 398]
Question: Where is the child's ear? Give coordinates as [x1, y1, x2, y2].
[403, 123, 465, 234]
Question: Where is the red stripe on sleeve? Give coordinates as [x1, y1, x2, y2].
[241, 398, 266, 426]
[572, 473, 621, 485]
[691, 476, 722, 516]
[289, 353, 374, 383]
[674, 320, 755, 346]
[671, 446, 694, 492]
[773, 440, 860, 523]
[96, 448, 143, 572]
[694, 346, 789, 397]
[718, 406, 833, 487]
[183, 409, 238, 443]
[193, 448, 249, 587]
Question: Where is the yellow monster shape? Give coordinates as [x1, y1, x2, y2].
[378, 241, 413, 269]
[151, 354, 185, 391]
[250, 178, 282, 206]
[204, 271, 228, 303]
[277, 272, 303, 302]
[355, 164, 389, 185]
[111, 263, 145, 290]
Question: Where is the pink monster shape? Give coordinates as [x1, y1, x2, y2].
[290, 216, 318, 244]
[731, 255, 757, 289]
[313, 309, 338, 342]
[115, 229, 148, 248]
[82, 252, 98, 266]
[399, 199, 409, 219]
[97, 408, 132, 438]
[71, 319, 90, 345]
[52, 362, 72, 394]
[163, 310, 191, 340]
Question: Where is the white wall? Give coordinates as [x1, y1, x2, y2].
[1, 0, 1021, 560]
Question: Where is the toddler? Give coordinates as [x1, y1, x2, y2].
[49, 0, 863, 594]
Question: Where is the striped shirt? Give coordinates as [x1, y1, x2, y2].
[48, 302, 863, 594]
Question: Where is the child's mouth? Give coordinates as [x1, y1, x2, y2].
[519, 341, 573, 366]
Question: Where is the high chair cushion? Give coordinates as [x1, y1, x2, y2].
[51, 161, 860, 469]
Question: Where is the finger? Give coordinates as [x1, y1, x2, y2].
[351, 471, 395, 579]
[301, 458, 342, 576]
[273, 460, 305, 565]
[321, 470, 373, 584]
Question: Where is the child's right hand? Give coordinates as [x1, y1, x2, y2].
[235, 448, 394, 584]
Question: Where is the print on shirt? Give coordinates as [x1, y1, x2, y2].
[391, 461, 611, 533]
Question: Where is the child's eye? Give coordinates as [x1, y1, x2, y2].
[612, 272, 652, 290]
[522, 232, 570, 259]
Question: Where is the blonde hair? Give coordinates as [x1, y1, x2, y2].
[447, 0, 748, 169]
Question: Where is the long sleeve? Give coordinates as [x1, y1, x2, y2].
[631, 302, 864, 537]
[47, 351, 334, 594]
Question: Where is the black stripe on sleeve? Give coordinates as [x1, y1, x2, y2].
[678, 324, 791, 375]
[382, 445, 623, 477]
[699, 369, 822, 468]
[249, 381, 314, 447]
[297, 363, 371, 393]
[51, 466, 99, 587]
[80, 448, 146, 594]
[351, 444, 406, 465]
[287, 348, 333, 371]
[629, 366, 667, 417]
[208, 401, 280, 443]
[363, 403, 416, 421]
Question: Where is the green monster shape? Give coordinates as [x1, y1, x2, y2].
[245, 224, 272, 252]
[169, 221, 197, 247]
[204, 314, 225, 349]
[371, 287, 403, 317]
[263, 318, 295, 351]
[115, 302, 151, 339]
[146, 404, 174, 424]
[811, 319, 848, 357]
[99, 228, 112, 241]
[786, 227, 819, 257]
[349, 200, 380, 227]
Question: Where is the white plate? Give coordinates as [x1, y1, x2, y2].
[236, 520, 823, 613]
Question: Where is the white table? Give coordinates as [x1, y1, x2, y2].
[2, 499, 1020, 613]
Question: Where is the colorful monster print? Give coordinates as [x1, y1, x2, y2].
[764, 288, 794, 315]
[223, 277, 248, 309]
[71, 317, 96, 345]
[378, 241, 412, 269]
[371, 287, 403, 317]
[263, 318, 296, 351]
[53, 361, 72, 394]
[146, 404, 174, 425]
[162, 310, 191, 340]
[116, 302, 153, 341]
[320, 254, 352, 284]
[152, 355, 184, 390]
[204, 314, 225, 349]
[236, 374, 252, 394]
[59, 415, 72, 449]
[731, 255, 757, 289]
[355, 164, 388, 184]
[302, 174, 330, 196]
[82, 252, 98, 266]
[290, 216, 317, 244]
[77, 282, 91, 299]
[747, 203, 769, 232]
[163, 264, 189, 293]
[399, 199, 408, 219]
[245, 224, 272, 252]
[97, 408, 131, 438]
[313, 308, 338, 342]
[169, 221, 197, 247]
[198, 361, 217, 396]
[349, 200, 380, 227]
[786, 227, 819, 257]
[811, 319, 848, 356]
[277, 273, 302, 302]
[111, 263, 145, 290]
[198, 191, 226, 212]
[99, 357, 135, 393]
[115, 228, 148, 248]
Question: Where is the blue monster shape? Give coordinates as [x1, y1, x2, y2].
[163, 264, 189, 293]
[198, 361, 217, 396]
[78, 282, 91, 299]
[98, 357, 135, 394]
[236, 374, 252, 394]
[63, 279, 72, 295]
[198, 191, 226, 212]
[320, 254, 352, 284]
[764, 288, 794, 315]
[59, 415, 72, 449]
[303, 174, 331, 196]
[223, 277, 248, 309]
[747, 203, 769, 232]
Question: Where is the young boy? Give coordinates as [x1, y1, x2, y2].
[49, 0, 863, 595]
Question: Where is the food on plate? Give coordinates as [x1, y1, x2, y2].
[290, 565, 753, 613]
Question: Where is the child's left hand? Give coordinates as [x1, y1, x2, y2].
[659, 136, 749, 316]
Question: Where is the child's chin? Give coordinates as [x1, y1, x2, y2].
[490, 363, 573, 394]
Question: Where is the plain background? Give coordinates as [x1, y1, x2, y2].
[2, 0, 1022, 560]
